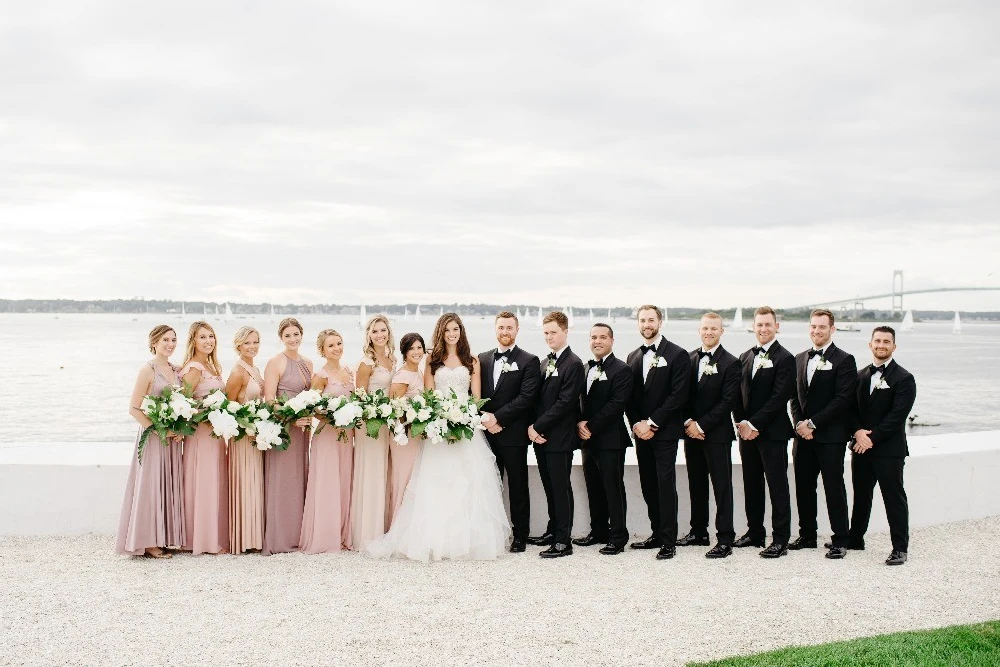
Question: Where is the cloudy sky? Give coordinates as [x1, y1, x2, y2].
[2, 1, 998, 310]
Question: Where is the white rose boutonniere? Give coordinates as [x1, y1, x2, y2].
[594, 369, 608, 382]
[649, 355, 667, 369]
[545, 358, 559, 379]
[757, 357, 774, 370]
[700, 363, 718, 378]
[875, 378, 890, 390]
[816, 358, 833, 371]
[499, 360, 519, 374]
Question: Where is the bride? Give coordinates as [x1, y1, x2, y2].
[365, 313, 512, 561]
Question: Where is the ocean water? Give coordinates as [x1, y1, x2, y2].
[0, 313, 996, 444]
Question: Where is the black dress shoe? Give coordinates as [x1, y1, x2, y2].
[599, 543, 625, 555]
[788, 536, 817, 550]
[825, 546, 847, 559]
[705, 543, 732, 559]
[733, 533, 765, 548]
[526, 532, 554, 547]
[655, 546, 676, 560]
[509, 538, 526, 553]
[759, 542, 788, 559]
[629, 536, 662, 550]
[572, 534, 606, 547]
[885, 550, 907, 566]
[539, 543, 573, 558]
[675, 532, 711, 547]
[825, 540, 865, 551]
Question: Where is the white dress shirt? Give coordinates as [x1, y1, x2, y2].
[697, 343, 721, 380]
[870, 358, 893, 394]
[586, 355, 606, 394]
[641, 335, 664, 382]
[493, 346, 515, 389]
[751, 340, 777, 378]
[806, 342, 831, 386]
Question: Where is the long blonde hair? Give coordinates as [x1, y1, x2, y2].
[361, 315, 395, 366]
[183, 320, 222, 376]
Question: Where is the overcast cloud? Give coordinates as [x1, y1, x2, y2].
[1, 0, 998, 309]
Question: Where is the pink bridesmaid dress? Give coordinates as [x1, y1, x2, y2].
[388, 367, 424, 526]
[115, 362, 186, 554]
[349, 358, 393, 549]
[180, 361, 229, 555]
[299, 367, 356, 553]
[229, 360, 264, 553]
[262, 354, 311, 555]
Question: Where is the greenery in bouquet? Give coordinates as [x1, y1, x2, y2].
[137, 385, 198, 463]
[422, 388, 489, 444]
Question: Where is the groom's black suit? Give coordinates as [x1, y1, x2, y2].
[625, 336, 692, 546]
[532, 347, 585, 546]
[478, 345, 541, 541]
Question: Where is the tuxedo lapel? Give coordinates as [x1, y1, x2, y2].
[643, 338, 668, 388]
[493, 346, 515, 393]
[797, 350, 809, 397]
[483, 349, 497, 396]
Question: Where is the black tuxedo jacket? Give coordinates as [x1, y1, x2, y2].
[789, 342, 858, 444]
[733, 340, 795, 442]
[579, 353, 634, 451]
[850, 360, 916, 458]
[684, 345, 740, 444]
[625, 337, 692, 442]
[532, 347, 585, 453]
[478, 346, 541, 448]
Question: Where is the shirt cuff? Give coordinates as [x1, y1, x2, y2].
[646, 418, 658, 429]
[807, 419, 816, 430]
[746, 421, 758, 432]
[684, 419, 692, 426]
[696, 422, 704, 435]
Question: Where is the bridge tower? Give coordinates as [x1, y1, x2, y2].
[892, 270, 904, 315]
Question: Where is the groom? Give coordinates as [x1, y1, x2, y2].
[479, 311, 541, 553]
[528, 311, 585, 558]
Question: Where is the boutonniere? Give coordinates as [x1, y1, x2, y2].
[499, 360, 519, 374]
[875, 378, 890, 390]
[816, 358, 833, 371]
[649, 355, 666, 369]
[756, 355, 773, 369]
[700, 363, 718, 378]
[545, 358, 559, 379]
[594, 368, 608, 382]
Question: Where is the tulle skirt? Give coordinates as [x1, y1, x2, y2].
[365, 431, 512, 562]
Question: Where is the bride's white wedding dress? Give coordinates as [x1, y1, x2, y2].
[365, 365, 512, 562]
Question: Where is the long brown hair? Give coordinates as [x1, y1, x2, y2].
[148, 325, 176, 354]
[429, 312, 474, 375]
[183, 320, 222, 376]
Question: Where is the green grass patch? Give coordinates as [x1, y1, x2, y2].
[690, 620, 1000, 666]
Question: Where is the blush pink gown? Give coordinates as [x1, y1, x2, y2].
[349, 358, 393, 549]
[229, 360, 264, 553]
[115, 362, 186, 555]
[300, 367, 356, 553]
[388, 368, 424, 526]
[262, 353, 311, 555]
[180, 361, 229, 555]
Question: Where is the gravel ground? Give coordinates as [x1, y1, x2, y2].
[2, 517, 999, 667]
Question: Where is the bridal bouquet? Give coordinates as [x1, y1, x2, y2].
[195, 390, 244, 443]
[273, 388, 325, 430]
[354, 388, 407, 442]
[244, 403, 289, 451]
[423, 389, 489, 445]
[399, 391, 435, 439]
[137, 386, 198, 463]
[314, 394, 364, 441]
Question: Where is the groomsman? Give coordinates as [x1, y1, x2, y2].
[479, 311, 541, 553]
[679, 312, 741, 559]
[528, 311, 585, 558]
[789, 308, 857, 559]
[625, 305, 692, 560]
[733, 306, 795, 558]
[844, 326, 916, 566]
[574, 323, 634, 555]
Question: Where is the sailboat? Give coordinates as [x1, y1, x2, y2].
[224, 302, 233, 322]
[588, 309, 594, 321]
[953, 311, 962, 334]
[203, 304, 208, 316]
[900, 310, 914, 332]
[732, 307, 743, 330]
[358, 304, 367, 329]
[214, 304, 219, 316]
[607, 307, 614, 322]
[439, 306, 444, 317]
[567, 306, 574, 329]
[403, 307, 409, 322]
[414, 305, 421, 322]
[269, 303, 275, 321]
[534, 307, 542, 328]
[179, 302, 185, 320]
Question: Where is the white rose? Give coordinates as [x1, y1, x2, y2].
[226, 401, 240, 413]
[140, 397, 156, 414]
[378, 403, 393, 418]
[417, 408, 432, 422]
[256, 408, 270, 420]
[202, 390, 227, 410]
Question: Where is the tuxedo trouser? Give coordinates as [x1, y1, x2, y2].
[684, 440, 735, 545]
[491, 444, 530, 540]
[535, 448, 574, 544]
[738, 439, 791, 544]
[634, 440, 680, 545]
[581, 448, 628, 546]
[635, 440, 660, 534]
[849, 454, 908, 552]
[792, 439, 850, 546]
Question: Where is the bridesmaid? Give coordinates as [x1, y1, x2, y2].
[115, 325, 186, 558]
[180, 320, 230, 555]
[224, 326, 265, 554]
[262, 317, 313, 555]
[388, 332, 426, 525]
[349, 314, 396, 548]
[300, 329, 355, 553]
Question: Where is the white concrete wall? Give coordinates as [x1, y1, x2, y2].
[1, 431, 998, 539]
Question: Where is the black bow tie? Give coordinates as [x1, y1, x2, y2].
[871, 364, 886, 374]
[808, 348, 824, 358]
[752, 346, 765, 356]
[641, 344, 657, 354]
[698, 350, 713, 360]
[494, 350, 510, 360]
[547, 352, 557, 361]
[588, 359, 602, 368]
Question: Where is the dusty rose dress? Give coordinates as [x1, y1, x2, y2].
[229, 360, 264, 553]
[388, 368, 424, 526]
[262, 353, 311, 555]
[300, 367, 356, 553]
[115, 362, 186, 555]
[349, 358, 393, 549]
[181, 361, 229, 555]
